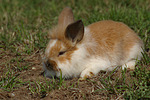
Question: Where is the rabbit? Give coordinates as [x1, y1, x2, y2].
[42, 7, 144, 80]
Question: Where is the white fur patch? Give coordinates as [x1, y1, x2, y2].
[121, 43, 143, 69]
[127, 43, 143, 61]
[45, 39, 57, 56]
[57, 47, 89, 78]
[122, 60, 136, 70]
[80, 57, 112, 78]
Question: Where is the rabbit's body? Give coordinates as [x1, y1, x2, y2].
[43, 7, 143, 79]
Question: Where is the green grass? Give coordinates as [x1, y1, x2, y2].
[0, 70, 23, 92]
[0, 0, 150, 99]
[95, 61, 150, 99]
[28, 75, 65, 98]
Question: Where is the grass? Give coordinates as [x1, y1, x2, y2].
[28, 75, 65, 98]
[0, 70, 22, 92]
[0, 0, 150, 99]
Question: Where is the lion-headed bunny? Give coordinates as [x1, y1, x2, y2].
[43, 7, 143, 80]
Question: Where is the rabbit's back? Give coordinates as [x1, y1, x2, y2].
[86, 20, 143, 66]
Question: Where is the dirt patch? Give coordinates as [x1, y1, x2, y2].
[0, 49, 44, 100]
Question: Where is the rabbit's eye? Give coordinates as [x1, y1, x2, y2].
[58, 51, 66, 56]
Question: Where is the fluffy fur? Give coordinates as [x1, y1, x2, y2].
[43, 7, 143, 79]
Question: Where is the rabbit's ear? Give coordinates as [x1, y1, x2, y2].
[65, 20, 84, 44]
[58, 7, 74, 26]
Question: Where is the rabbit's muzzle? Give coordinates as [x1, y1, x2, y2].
[44, 59, 58, 71]
[42, 59, 59, 78]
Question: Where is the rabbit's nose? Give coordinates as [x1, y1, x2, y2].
[45, 60, 52, 69]
[45, 59, 58, 71]
[45, 60, 49, 67]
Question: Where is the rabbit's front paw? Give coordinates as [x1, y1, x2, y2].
[79, 68, 95, 80]
[122, 60, 136, 70]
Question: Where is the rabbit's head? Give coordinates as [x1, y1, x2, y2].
[43, 7, 84, 78]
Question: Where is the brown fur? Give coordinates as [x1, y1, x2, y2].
[87, 20, 143, 61]
[47, 37, 78, 64]
[47, 20, 143, 72]
[58, 7, 74, 26]
[58, 47, 78, 64]
[48, 7, 75, 44]
[48, 20, 142, 66]
[49, 25, 74, 48]
[48, 13, 81, 65]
